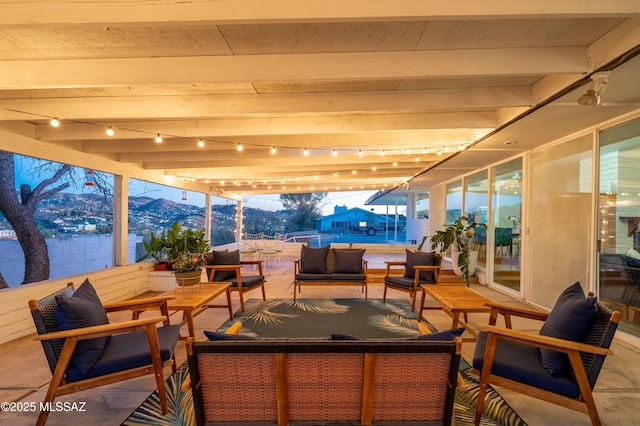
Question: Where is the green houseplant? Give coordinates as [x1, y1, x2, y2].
[166, 221, 210, 286]
[430, 216, 486, 286]
[137, 230, 170, 270]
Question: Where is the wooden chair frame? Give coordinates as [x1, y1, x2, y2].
[204, 260, 266, 312]
[29, 285, 178, 426]
[473, 301, 620, 426]
[383, 261, 441, 311]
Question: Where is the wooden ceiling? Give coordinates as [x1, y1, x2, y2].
[0, 1, 639, 200]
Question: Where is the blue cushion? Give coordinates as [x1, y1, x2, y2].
[404, 249, 435, 281]
[228, 275, 264, 289]
[473, 331, 579, 399]
[54, 279, 110, 375]
[416, 327, 465, 341]
[332, 327, 464, 341]
[66, 324, 180, 382]
[204, 330, 258, 341]
[300, 246, 329, 274]
[333, 249, 365, 273]
[539, 282, 597, 376]
[208, 250, 240, 281]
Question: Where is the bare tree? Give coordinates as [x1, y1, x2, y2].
[0, 151, 70, 285]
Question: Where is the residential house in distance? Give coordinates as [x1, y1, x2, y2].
[317, 206, 405, 235]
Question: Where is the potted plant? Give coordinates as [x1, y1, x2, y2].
[430, 216, 486, 286]
[166, 221, 210, 286]
[137, 230, 170, 270]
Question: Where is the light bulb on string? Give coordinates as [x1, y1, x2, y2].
[106, 126, 114, 136]
[155, 134, 163, 143]
[50, 118, 60, 127]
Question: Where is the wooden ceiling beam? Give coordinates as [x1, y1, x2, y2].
[1, 0, 637, 27]
[37, 112, 497, 140]
[0, 87, 533, 120]
[2, 48, 588, 89]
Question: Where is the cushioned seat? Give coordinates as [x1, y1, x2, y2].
[205, 249, 266, 312]
[330, 273, 367, 281]
[472, 282, 621, 426]
[66, 324, 180, 382]
[228, 275, 266, 288]
[473, 331, 579, 399]
[383, 249, 441, 311]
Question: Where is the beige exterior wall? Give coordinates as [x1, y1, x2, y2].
[0, 262, 154, 345]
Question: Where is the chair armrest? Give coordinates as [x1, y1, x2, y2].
[103, 295, 175, 312]
[478, 324, 613, 356]
[294, 259, 300, 274]
[413, 265, 441, 271]
[34, 316, 169, 342]
[484, 301, 548, 327]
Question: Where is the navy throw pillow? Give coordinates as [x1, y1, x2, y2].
[416, 327, 465, 341]
[404, 249, 435, 281]
[204, 330, 257, 341]
[539, 282, 597, 376]
[300, 246, 329, 273]
[333, 249, 365, 273]
[209, 250, 240, 281]
[54, 279, 110, 375]
[331, 327, 464, 341]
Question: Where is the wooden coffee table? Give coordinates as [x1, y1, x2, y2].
[160, 283, 233, 338]
[419, 284, 494, 342]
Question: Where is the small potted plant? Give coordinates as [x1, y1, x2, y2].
[166, 221, 210, 286]
[430, 216, 486, 286]
[137, 230, 170, 270]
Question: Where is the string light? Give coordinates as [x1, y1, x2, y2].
[237, 143, 243, 151]
[271, 146, 277, 154]
[332, 149, 337, 156]
[393, 161, 397, 167]
[197, 139, 205, 148]
[372, 165, 377, 171]
[358, 149, 363, 157]
[155, 134, 163, 143]
[50, 118, 60, 127]
[106, 126, 114, 136]
[380, 149, 385, 156]
[303, 148, 309, 156]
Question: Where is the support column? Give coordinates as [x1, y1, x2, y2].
[205, 193, 212, 244]
[113, 175, 128, 266]
[236, 199, 244, 245]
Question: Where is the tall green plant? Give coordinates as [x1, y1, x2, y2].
[430, 216, 486, 286]
[166, 221, 210, 272]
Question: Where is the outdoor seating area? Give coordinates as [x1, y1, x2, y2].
[2, 251, 637, 426]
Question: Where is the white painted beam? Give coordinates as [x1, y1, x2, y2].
[0, 0, 638, 27]
[36, 112, 497, 140]
[1, 48, 588, 89]
[0, 87, 533, 120]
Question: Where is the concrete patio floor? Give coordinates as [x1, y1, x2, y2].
[1, 254, 639, 425]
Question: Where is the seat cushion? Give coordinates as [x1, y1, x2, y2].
[229, 275, 265, 289]
[332, 327, 464, 341]
[330, 273, 367, 281]
[208, 250, 240, 281]
[333, 249, 365, 273]
[66, 324, 180, 382]
[295, 273, 332, 282]
[384, 275, 421, 290]
[54, 279, 110, 375]
[539, 282, 597, 376]
[299, 245, 329, 273]
[473, 331, 579, 399]
[404, 249, 436, 281]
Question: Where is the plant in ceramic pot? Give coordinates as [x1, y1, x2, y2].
[137, 230, 170, 270]
[166, 221, 210, 286]
[430, 216, 486, 286]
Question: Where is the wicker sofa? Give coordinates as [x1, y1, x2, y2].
[186, 335, 462, 426]
[293, 246, 368, 301]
